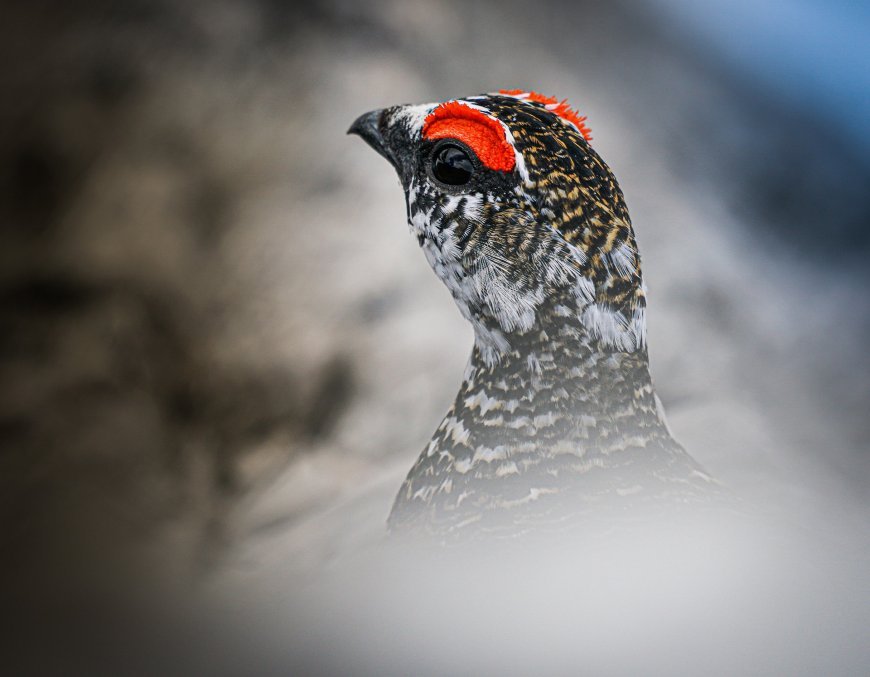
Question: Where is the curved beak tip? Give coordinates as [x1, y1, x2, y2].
[347, 109, 382, 140]
[348, 109, 397, 168]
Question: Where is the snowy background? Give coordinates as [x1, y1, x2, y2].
[1, 0, 867, 674]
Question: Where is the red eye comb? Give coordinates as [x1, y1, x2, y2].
[499, 90, 593, 142]
[422, 101, 516, 173]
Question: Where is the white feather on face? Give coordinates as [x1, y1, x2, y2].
[389, 103, 435, 138]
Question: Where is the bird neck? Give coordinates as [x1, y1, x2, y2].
[388, 313, 690, 533]
[458, 320, 664, 454]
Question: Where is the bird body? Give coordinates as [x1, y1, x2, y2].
[350, 91, 719, 538]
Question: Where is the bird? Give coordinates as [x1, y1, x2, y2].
[349, 90, 722, 540]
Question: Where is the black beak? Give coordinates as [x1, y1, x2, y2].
[348, 109, 397, 168]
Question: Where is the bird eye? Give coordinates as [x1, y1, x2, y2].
[431, 144, 474, 186]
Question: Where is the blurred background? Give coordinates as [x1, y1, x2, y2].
[1, 0, 868, 673]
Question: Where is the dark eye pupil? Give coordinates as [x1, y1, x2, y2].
[432, 145, 473, 185]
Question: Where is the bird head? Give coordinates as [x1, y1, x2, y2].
[349, 91, 646, 363]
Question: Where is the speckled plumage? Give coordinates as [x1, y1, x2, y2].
[350, 92, 719, 539]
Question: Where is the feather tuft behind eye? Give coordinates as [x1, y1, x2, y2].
[499, 89, 593, 142]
